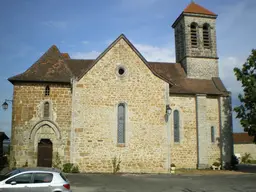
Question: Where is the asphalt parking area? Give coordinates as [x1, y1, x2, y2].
[67, 172, 256, 192]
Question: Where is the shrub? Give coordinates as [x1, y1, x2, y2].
[62, 163, 74, 173]
[112, 156, 121, 174]
[213, 162, 220, 166]
[249, 159, 256, 164]
[71, 165, 80, 173]
[22, 161, 28, 167]
[241, 153, 252, 164]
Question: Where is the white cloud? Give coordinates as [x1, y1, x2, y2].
[42, 21, 67, 29]
[71, 51, 100, 59]
[71, 41, 175, 62]
[134, 43, 175, 62]
[219, 56, 243, 97]
[82, 41, 89, 45]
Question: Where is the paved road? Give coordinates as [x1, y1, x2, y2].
[67, 173, 256, 192]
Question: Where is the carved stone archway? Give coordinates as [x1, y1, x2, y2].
[29, 120, 61, 142]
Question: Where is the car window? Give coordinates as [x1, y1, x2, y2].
[6, 173, 32, 184]
[60, 172, 67, 182]
[33, 173, 53, 183]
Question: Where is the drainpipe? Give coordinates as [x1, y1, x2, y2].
[70, 78, 76, 164]
[165, 83, 171, 172]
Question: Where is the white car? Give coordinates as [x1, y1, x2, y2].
[0, 167, 72, 192]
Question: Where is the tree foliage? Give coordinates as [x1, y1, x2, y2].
[234, 49, 256, 143]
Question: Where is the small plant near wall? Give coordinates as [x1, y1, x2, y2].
[11, 156, 17, 170]
[71, 165, 80, 173]
[53, 152, 62, 170]
[22, 160, 28, 167]
[62, 163, 74, 173]
[112, 156, 121, 174]
[170, 163, 176, 174]
[212, 158, 221, 170]
[241, 153, 252, 164]
[62, 163, 80, 173]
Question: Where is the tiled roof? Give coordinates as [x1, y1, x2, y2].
[183, 2, 217, 16]
[233, 133, 255, 144]
[8, 45, 73, 83]
[8, 35, 228, 96]
[149, 62, 228, 95]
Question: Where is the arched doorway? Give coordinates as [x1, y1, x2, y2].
[37, 139, 53, 167]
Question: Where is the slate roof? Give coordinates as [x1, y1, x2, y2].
[8, 35, 228, 96]
[233, 133, 255, 144]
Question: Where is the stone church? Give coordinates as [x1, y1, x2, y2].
[8, 2, 233, 173]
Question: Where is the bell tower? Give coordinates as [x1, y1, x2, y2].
[172, 2, 219, 79]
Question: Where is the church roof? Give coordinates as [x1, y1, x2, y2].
[8, 45, 73, 83]
[8, 35, 228, 96]
[233, 133, 255, 144]
[183, 2, 217, 16]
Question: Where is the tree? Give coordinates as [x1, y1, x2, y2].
[234, 49, 256, 143]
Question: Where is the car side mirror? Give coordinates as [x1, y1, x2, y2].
[11, 181, 16, 185]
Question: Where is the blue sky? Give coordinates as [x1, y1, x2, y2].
[0, 0, 255, 137]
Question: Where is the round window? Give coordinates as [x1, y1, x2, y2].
[116, 66, 126, 77]
[118, 67, 125, 75]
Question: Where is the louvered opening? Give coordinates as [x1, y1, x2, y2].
[203, 24, 211, 48]
[190, 24, 198, 48]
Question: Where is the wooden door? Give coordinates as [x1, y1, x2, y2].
[37, 139, 52, 167]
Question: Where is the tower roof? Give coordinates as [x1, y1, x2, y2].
[183, 2, 217, 16]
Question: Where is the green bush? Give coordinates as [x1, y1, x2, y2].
[241, 153, 252, 164]
[22, 161, 28, 167]
[248, 159, 256, 164]
[71, 165, 80, 173]
[62, 163, 74, 173]
[213, 162, 220, 166]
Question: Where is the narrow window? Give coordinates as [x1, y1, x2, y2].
[45, 86, 50, 96]
[117, 103, 125, 144]
[173, 110, 180, 142]
[211, 126, 215, 143]
[44, 102, 50, 118]
[190, 23, 198, 48]
[203, 24, 211, 48]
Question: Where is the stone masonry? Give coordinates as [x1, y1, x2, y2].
[173, 14, 219, 79]
[71, 38, 169, 173]
[10, 83, 72, 168]
[8, 2, 233, 173]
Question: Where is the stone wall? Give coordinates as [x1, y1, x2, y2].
[169, 95, 197, 169]
[72, 38, 168, 173]
[206, 96, 221, 165]
[173, 14, 219, 79]
[234, 144, 256, 160]
[11, 83, 72, 168]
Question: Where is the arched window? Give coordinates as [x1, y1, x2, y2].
[190, 23, 198, 48]
[203, 24, 211, 48]
[45, 86, 50, 96]
[44, 102, 50, 118]
[211, 126, 215, 143]
[173, 110, 180, 142]
[117, 103, 125, 144]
